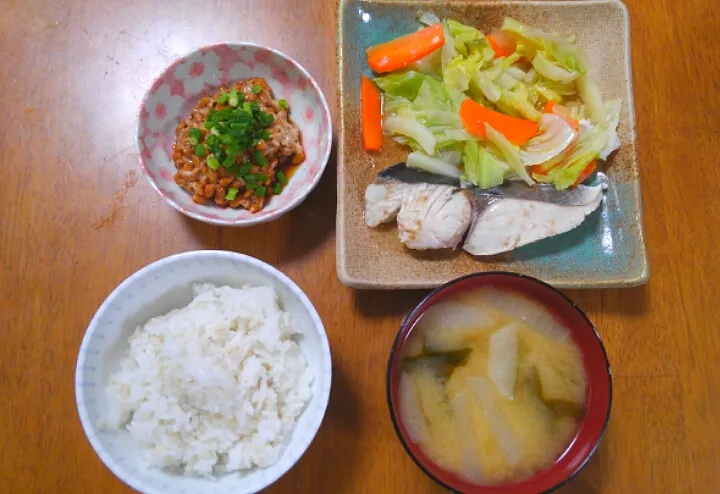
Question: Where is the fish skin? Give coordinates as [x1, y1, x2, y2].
[376, 162, 605, 207]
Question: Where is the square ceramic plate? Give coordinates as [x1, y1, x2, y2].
[337, 0, 648, 289]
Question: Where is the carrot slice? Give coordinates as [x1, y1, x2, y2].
[366, 24, 444, 74]
[573, 160, 597, 186]
[487, 34, 515, 59]
[545, 101, 580, 131]
[530, 164, 548, 176]
[459, 99, 538, 145]
[361, 76, 383, 151]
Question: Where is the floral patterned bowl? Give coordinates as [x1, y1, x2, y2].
[135, 42, 332, 226]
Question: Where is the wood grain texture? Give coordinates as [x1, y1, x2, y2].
[0, 0, 718, 493]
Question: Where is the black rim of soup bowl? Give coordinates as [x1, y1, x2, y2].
[385, 272, 613, 494]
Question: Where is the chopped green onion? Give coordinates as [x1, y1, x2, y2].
[213, 108, 233, 120]
[278, 99, 289, 111]
[217, 93, 229, 105]
[236, 162, 252, 176]
[226, 187, 239, 201]
[225, 144, 239, 160]
[188, 136, 199, 146]
[256, 112, 274, 126]
[276, 171, 288, 185]
[252, 84, 263, 94]
[207, 155, 220, 170]
[222, 156, 235, 169]
[272, 183, 282, 194]
[254, 186, 266, 198]
[197, 92, 294, 182]
[229, 128, 249, 138]
[229, 89, 239, 107]
[253, 150, 267, 167]
[245, 183, 257, 190]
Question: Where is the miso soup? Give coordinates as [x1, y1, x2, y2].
[398, 287, 587, 485]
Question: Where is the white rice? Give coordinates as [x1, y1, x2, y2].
[104, 283, 314, 476]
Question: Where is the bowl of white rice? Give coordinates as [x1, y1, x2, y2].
[75, 250, 331, 494]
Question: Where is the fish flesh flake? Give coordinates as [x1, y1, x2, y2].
[364, 183, 415, 227]
[397, 185, 473, 250]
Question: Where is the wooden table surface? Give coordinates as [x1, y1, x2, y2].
[1, 0, 719, 492]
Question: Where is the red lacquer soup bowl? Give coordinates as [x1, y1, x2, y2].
[386, 272, 612, 494]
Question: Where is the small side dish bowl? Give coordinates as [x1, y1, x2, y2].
[387, 272, 611, 494]
[136, 42, 332, 226]
[75, 251, 332, 494]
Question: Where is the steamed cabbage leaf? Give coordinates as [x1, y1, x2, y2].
[407, 151, 462, 177]
[414, 77, 466, 113]
[374, 71, 429, 100]
[442, 19, 495, 91]
[463, 141, 507, 189]
[501, 17, 588, 74]
[384, 115, 437, 155]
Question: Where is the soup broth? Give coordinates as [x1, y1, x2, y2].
[398, 287, 587, 485]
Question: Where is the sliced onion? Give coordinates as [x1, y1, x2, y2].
[484, 123, 534, 185]
[519, 114, 577, 166]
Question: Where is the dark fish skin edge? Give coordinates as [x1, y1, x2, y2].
[375, 163, 605, 206]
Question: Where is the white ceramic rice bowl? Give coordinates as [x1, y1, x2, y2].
[75, 251, 332, 494]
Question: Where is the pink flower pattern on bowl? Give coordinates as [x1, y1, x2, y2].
[136, 42, 332, 226]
